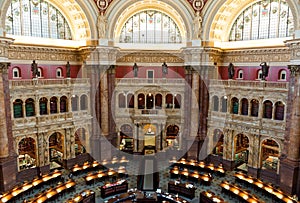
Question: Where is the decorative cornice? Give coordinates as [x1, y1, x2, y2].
[0, 37, 14, 59]
[285, 39, 300, 61]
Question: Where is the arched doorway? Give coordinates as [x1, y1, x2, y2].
[166, 125, 179, 149]
[261, 139, 280, 173]
[49, 132, 64, 169]
[119, 124, 133, 154]
[75, 128, 86, 156]
[18, 137, 36, 171]
[212, 129, 224, 156]
[234, 134, 249, 169]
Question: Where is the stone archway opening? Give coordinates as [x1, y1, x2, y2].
[18, 137, 36, 171]
[234, 133, 249, 171]
[49, 132, 64, 169]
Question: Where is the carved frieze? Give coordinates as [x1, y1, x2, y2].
[285, 39, 300, 61]
[8, 45, 82, 62]
[223, 48, 290, 63]
[117, 51, 184, 63]
[288, 65, 300, 76]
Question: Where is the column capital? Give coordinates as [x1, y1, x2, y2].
[0, 62, 10, 74]
[288, 65, 300, 77]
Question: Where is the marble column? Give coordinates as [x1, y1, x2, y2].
[279, 64, 300, 196]
[183, 66, 192, 153]
[0, 37, 17, 192]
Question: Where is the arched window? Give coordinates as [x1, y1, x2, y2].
[60, 96, 67, 113]
[50, 97, 58, 114]
[221, 96, 227, 112]
[12, 67, 21, 78]
[25, 98, 35, 117]
[251, 99, 259, 117]
[119, 10, 182, 44]
[146, 93, 154, 109]
[275, 101, 285, 120]
[5, 0, 72, 40]
[279, 70, 287, 81]
[174, 94, 181, 109]
[237, 70, 243, 79]
[261, 139, 280, 172]
[37, 67, 43, 78]
[138, 94, 145, 109]
[231, 97, 239, 114]
[13, 99, 23, 118]
[155, 94, 162, 109]
[18, 137, 36, 171]
[39, 97, 47, 115]
[241, 98, 248, 116]
[80, 95, 88, 110]
[263, 100, 273, 119]
[71, 95, 79, 111]
[229, 0, 293, 41]
[119, 93, 126, 108]
[166, 94, 173, 109]
[212, 96, 219, 111]
[56, 68, 63, 78]
[127, 93, 134, 108]
[257, 70, 263, 80]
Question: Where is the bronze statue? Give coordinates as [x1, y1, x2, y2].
[133, 63, 138, 77]
[260, 62, 269, 80]
[162, 62, 168, 76]
[31, 60, 38, 78]
[66, 61, 71, 78]
[228, 62, 235, 79]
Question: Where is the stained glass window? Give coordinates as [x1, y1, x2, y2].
[5, 0, 72, 40]
[119, 10, 182, 44]
[229, 0, 293, 41]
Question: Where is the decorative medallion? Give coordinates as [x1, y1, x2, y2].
[193, 0, 204, 11]
[96, 0, 109, 11]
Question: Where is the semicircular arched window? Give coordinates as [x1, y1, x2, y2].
[229, 0, 293, 41]
[5, 0, 72, 40]
[119, 10, 182, 44]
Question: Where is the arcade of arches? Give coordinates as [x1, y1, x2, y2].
[0, 0, 299, 199]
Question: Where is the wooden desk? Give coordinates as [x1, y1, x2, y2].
[200, 191, 225, 203]
[100, 180, 128, 198]
[66, 190, 95, 203]
[168, 181, 195, 199]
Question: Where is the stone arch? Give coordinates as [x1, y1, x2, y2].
[106, 0, 194, 43]
[202, 0, 299, 42]
[17, 137, 37, 171]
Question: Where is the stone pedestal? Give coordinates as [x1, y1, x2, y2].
[280, 158, 300, 196]
[0, 157, 17, 192]
[222, 159, 235, 171]
[247, 166, 259, 178]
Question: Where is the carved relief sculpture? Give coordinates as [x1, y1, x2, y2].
[97, 12, 108, 39]
[193, 11, 202, 40]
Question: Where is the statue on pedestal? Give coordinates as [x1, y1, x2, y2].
[228, 62, 235, 79]
[133, 63, 138, 77]
[260, 62, 269, 80]
[97, 12, 107, 39]
[193, 11, 202, 40]
[66, 61, 71, 78]
[162, 62, 168, 77]
[31, 60, 38, 78]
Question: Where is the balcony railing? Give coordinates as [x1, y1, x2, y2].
[209, 80, 289, 90]
[115, 78, 185, 85]
[9, 78, 90, 88]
